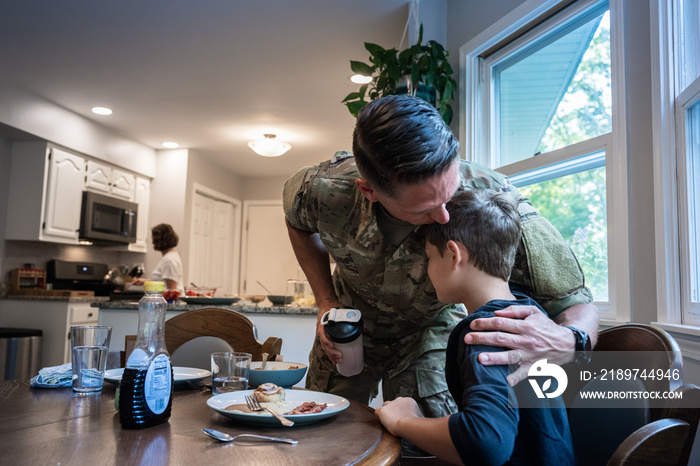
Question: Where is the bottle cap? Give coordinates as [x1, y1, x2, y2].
[321, 308, 363, 343]
[144, 281, 165, 292]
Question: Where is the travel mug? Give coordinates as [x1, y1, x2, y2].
[321, 308, 363, 377]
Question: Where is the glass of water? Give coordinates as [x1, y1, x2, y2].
[211, 352, 251, 395]
[70, 326, 112, 395]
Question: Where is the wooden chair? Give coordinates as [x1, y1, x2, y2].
[607, 384, 700, 466]
[565, 323, 692, 465]
[164, 307, 282, 365]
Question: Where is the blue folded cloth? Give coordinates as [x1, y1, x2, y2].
[30, 363, 72, 388]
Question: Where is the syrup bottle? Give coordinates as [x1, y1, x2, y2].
[119, 281, 173, 429]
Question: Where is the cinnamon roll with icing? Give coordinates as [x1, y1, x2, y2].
[253, 383, 286, 402]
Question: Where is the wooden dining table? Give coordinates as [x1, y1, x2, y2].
[0, 379, 401, 465]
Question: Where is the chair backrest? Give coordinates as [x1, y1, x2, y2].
[164, 307, 282, 365]
[607, 384, 700, 466]
[565, 324, 683, 420]
[565, 324, 685, 465]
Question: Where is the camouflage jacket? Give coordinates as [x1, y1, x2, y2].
[283, 152, 592, 376]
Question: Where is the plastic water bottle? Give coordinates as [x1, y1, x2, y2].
[322, 308, 364, 377]
[118, 281, 174, 429]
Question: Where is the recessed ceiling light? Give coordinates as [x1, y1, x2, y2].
[350, 74, 373, 84]
[91, 107, 113, 115]
[162, 142, 179, 149]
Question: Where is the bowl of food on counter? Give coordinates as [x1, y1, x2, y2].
[180, 286, 241, 305]
[162, 289, 180, 302]
[248, 361, 308, 388]
[184, 285, 217, 297]
[267, 295, 294, 306]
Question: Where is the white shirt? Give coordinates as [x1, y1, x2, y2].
[151, 250, 183, 294]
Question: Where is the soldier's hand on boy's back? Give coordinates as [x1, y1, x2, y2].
[466, 305, 577, 386]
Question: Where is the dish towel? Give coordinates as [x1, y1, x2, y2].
[30, 363, 72, 388]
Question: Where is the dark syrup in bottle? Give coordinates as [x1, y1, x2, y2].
[119, 366, 173, 429]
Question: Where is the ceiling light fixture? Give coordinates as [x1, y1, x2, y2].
[162, 142, 179, 149]
[247, 134, 291, 157]
[350, 74, 373, 84]
[92, 106, 113, 115]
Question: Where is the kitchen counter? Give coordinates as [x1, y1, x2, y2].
[2, 295, 110, 303]
[93, 300, 318, 316]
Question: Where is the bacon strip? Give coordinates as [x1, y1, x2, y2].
[284, 401, 327, 415]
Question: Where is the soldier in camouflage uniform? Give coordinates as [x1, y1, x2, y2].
[282, 95, 597, 418]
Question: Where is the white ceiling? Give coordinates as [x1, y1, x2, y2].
[0, 1, 409, 177]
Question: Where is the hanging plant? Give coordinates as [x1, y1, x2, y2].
[342, 24, 456, 125]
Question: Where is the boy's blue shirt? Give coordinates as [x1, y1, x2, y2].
[445, 291, 575, 466]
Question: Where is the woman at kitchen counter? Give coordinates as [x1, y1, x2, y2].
[132, 223, 183, 294]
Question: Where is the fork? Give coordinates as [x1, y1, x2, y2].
[245, 395, 294, 427]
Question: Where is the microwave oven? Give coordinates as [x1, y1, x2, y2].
[80, 191, 138, 244]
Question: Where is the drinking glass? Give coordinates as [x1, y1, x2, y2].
[211, 352, 251, 395]
[71, 325, 112, 395]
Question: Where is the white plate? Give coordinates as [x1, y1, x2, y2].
[207, 389, 350, 426]
[103, 366, 211, 386]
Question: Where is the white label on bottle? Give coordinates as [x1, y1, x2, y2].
[145, 353, 172, 415]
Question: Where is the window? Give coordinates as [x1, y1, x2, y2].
[461, 0, 628, 320]
[652, 0, 700, 326]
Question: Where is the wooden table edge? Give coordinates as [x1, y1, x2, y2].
[352, 402, 401, 466]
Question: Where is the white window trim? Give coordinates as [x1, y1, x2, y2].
[675, 79, 700, 323]
[459, 0, 630, 323]
[650, 0, 683, 327]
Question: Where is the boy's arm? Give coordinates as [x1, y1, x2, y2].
[375, 398, 462, 464]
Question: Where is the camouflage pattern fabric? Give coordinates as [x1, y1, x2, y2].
[283, 151, 592, 415]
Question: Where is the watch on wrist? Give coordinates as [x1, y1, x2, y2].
[564, 325, 592, 365]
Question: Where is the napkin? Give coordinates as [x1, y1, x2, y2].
[30, 363, 72, 388]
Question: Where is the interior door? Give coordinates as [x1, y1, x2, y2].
[240, 201, 299, 295]
[189, 189, 240, 295]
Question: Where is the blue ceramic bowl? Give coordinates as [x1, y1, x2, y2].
[248, 361, 308, 388]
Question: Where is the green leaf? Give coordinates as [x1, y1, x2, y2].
[365, 42, 385, 57]
[350, 60, 374, 76]
[346, 100, 367, 117]
[341, 92, 361, 103]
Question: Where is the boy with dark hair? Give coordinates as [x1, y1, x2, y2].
[376, 189, 575, 465]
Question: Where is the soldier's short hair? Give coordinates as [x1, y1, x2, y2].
[352, 95, 459, 197]
[151, 223, 179, 251]
[424, 189, 521, 281]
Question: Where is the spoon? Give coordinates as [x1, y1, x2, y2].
[256, 281, 273, 294]
[202, 428, 298, 445]
[261, 352, 269, 370]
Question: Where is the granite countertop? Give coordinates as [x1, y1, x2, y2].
[94, 300, 319, 316]
[1, 295, 110, 303]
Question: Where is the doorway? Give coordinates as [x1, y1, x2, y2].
[188, 184, 241, 295]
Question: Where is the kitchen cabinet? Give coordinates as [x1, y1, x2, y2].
[85, 160, 135, 200]
[5, 142, 85, 244]
[130, 176, 151, 252]
[0, 299, 99, 367]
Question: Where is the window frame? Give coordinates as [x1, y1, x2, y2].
[676, 81, 700, 324]
[651, 0, 700, 329]
[459, 0, 629, 322]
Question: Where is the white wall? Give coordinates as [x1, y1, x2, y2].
[241, 176, 289, 201]
[145, 149, 190, 276]
[0, 83, 156, 177]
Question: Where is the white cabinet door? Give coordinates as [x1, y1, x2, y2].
[42, 148, 86, 242]
[85, 160, 111, 192]
[85, 160, 135, 200]
[130, 176, 151, 252]
[240, 201, 299, 295]
[110, 168, 135, 200]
